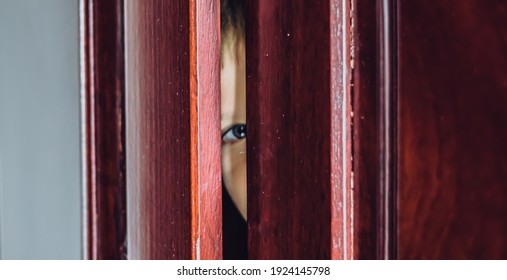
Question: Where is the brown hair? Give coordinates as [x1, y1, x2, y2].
[221, 0, 245, 40]
[221, 0, 245, 61]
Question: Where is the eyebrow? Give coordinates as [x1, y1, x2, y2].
[221, 112, 246, 119]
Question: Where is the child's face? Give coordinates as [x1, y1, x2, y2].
[221, 40, 247, 220]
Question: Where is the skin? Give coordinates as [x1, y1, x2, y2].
[221, 39, 247, 220]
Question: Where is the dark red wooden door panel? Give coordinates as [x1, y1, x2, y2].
[245, 0, 353, 259]
[397, 0, 507, 259]
[352, 0, 386, 260]
[125, 0, 221, 259]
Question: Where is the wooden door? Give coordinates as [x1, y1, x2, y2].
[354, 0, 507, 259]
[82, 0, 222, 260]
[81, 0, 507, 259]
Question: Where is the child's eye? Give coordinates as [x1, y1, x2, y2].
[222, 124, 247, 143]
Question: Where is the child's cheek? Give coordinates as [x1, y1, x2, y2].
[222, 140, 247, 218]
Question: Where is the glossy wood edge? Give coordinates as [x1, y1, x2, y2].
[330, 0, 353, 260]
[79, 0, 88, 260]
[351, 0, 398, 259]
[80, 0, 127, 260]
[190, 0, 222, 260]
[377, 0, 398, 259]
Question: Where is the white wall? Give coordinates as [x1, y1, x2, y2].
[0, 0, 81, 259]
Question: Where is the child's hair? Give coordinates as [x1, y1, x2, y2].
[221, 0, 245, 57]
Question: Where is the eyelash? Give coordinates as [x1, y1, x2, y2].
[222, 124, 247, 143]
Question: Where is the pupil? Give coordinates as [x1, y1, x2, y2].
[233, 125, 246, 139]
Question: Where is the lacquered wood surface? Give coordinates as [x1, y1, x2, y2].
[397, 0, 507, 259]
[84, 0, 507, 260]
[352, 0, 381, 260]
[125, 0, 192, 259]
[81, 0, 126, 260]
[350, 0, 399, 260]
[190, 0, 222, 260]
[246, 0, 353, 259]
[330, 0, 354, 260]
[125, 0, 221, 259]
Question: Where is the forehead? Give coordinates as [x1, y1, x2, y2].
[221, 41, 246, 126]
[222, 35, 245, 61]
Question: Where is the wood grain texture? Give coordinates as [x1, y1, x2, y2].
[351, 0, 398, 260]
[330, 0, 353, 260]
[125, 0, 222, 259]
[246, 0, 352, 259]
[397, 0, 507, 259]
[81, 0, 126, 260]
[190, 0, 222, 260]
[125, 0, 192, 259]
[351, 0, 380, 259]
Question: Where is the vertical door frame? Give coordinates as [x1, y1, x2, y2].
[80, 0, 127, 260]
[376, 0, 398, 260]
[351, 0, 398, 260]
